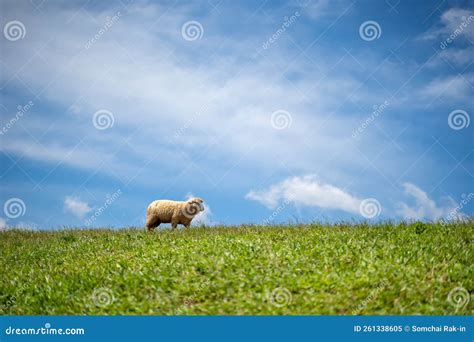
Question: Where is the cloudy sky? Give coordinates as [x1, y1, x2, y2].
[0, 0, 472, 229]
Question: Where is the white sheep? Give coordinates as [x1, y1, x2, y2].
[145, 197, 204, 231]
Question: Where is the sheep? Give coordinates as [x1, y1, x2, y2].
[145, 197, 204, 231]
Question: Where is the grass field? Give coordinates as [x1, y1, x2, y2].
[0, 222, 472, 315]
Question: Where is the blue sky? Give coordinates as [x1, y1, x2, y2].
[0, 0, 473, 229]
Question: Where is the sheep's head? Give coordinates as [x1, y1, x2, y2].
[182, 197, 205, 218]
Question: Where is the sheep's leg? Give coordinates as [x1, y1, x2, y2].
[171, 219, 178, 230]
[184, 224, 190, 229]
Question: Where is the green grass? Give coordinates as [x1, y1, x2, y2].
[0, 222, 472, 315]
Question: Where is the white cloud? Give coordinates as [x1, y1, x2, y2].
[248, 179, 463, 221]
[193, 203, 213, 226]
[440, 8, 474, 40]
[419, 73, 473, 101]
[64, 197, 93, 219]
[0, 1, 396, 190]
[396, 183, 457, 220]
[0, 218, 38, 231]
[15, 221, 39, 231]
[411, 7, 474, 105]
[420, 8, 474, 41]
[300, 0, 349, 19]
[427, 47, 474, 68]
[246, 175, 362, 214]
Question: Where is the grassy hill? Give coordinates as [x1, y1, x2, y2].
[0, 222, 472, 315]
